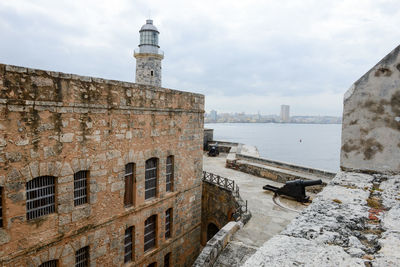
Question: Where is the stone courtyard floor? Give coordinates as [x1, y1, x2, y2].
[203, 153, 307, 266]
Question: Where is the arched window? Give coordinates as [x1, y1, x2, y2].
[166, 156, 174, 192]
[124, 163, 135, 206]
[144, 215, 157, 252]
[75, 246, 89, 267]
[145, 158, 158, 200]
[26, 176, 55, 220]
[74, 171, 89, 206]
[124, 226, 134, 263]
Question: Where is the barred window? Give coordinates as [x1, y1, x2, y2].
[124, 226, 134, 263]
[164, 252, 171, 267]
[74, 171, 88, 206]
[39, 260, 58, 267]
[0, 187, 3, 227]
[26, 176, 55, 220]
[166, 156, 173, 192]
[124, 163, 135, 206]
[145, 158, 158, 200]
[75, 246, 89, 267]
[165, 208, 172, 239]
[144, 215, 156, 252]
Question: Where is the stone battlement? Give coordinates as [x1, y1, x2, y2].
[0, 64, 204, 113]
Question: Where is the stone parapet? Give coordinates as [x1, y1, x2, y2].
[193, 221, 242, 267]
[0, 63, 203, 113]
[243, 171, 400, 266]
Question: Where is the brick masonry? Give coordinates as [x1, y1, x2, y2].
[0, 63, 204, 266]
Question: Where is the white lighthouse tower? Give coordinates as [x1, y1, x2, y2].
[134, 19, 164, 87]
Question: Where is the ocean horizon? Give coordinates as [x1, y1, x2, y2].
[205, 122, 342, 172]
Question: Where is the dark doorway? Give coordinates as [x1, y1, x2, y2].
[207, 223, 219, 241]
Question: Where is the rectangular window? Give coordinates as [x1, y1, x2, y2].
[166, 156, 173, 192]
[124, 163, 135, 206]
[144, 215, 156, 252]
[75, 246, 89, 267]
[26, 176, 55, 220]
[164, 253, 171, 267]
[39, 260, 58, 267]
[165, 208, 172, 239]
[74, 171, 88, 206]
[124, 226, 134, 263]
[147, 262, 156, 267]
[145, 158, 158, 200]
[0, 187, 3, 227]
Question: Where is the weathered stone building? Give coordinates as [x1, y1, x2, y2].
[0, 19, 204, 267]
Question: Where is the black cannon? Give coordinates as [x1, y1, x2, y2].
[263, 179, 322, 203]
[207, 143, 220, 157]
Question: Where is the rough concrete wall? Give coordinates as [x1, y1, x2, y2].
[201, 183, 237, 246]
[0, 63, 203, 266]
[341, 45, 400, 174]
[135, 55, 162, 87]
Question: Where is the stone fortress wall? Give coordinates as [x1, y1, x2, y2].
[0, 63, 204, 266]
[243, 45, 400, 266]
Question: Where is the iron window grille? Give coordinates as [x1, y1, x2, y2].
[75, 246, 89, 267]
[39, 260, 58, 267]
[166, 156, 173, 192]
[74, 171, 88, 206]
[164, 252, 171, 267]
[165, 208, 172, 239]
[145, 158, 158, 200]
[124, 226, 134, 263]
[0, 187, 3, 227]
[26, 176, 55, 220]
[144, 215, 156, 252]
[124, 163, 135, 206]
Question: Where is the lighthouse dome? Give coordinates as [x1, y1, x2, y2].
[140, 19, 159, 33]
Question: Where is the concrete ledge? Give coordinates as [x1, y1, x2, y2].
[236, 153, 336, 178]
[193, 221, 242, 267]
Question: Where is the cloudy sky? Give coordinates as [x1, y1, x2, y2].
[0, 0, 399, 116]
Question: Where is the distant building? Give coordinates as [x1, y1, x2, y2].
[210, 110, 218, 121]
[280, 105, 290, 122]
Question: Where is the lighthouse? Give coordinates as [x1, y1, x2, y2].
[134, 19, 164, 87]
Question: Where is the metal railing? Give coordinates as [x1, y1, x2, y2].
[203, 171, 249, 221]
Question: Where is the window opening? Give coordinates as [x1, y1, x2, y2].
[124, 226, 134, 263]
[166, 156, 173, 192]
[164, 253, 171, 267]
[0, 187, 3, 227]
[74, 171, 88, 206]
[165, 208, 172, 239]
[144, 215, 156, 252]
[124, 163, 135, 206]
[39, 260, 58, 267]
[26, 176, 55, 220]
[145, 158, 157, 199]
[75, 246, 89, 267]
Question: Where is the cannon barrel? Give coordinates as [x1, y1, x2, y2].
[302, 179, 322, 187]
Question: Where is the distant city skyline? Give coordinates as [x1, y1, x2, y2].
[0, 1, 399, 116]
